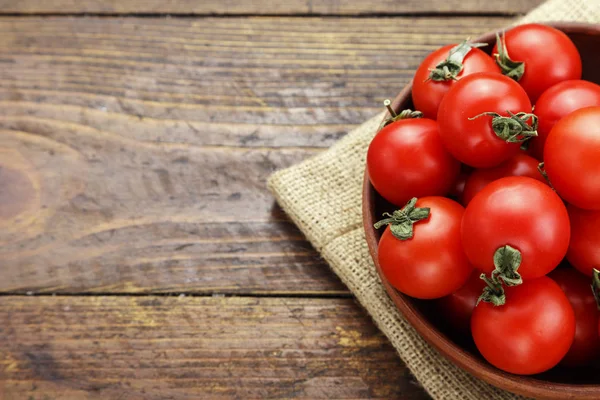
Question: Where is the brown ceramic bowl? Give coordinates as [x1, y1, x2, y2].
[363, 23, 600, 400]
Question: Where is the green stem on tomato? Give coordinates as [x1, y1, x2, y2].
[592, 268, 600, 311]
[477, 245, 523, 307]
[379, 99, 423, 129]
[537, 162, 556, 191]
[374, 197, 430, 241]
[427, 39, 487, 82]
[494, 32, 525, 81]
[469, 110, 538, 143]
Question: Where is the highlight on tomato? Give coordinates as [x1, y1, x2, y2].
[375, 197, 472, 299]
[544, 106, 600, 210]
[471, 276, 575, 375]
[493, 24, 582, 103]
[412, 40, 499, 119]
[437, 72, 535, 168]
[529, 80, 600, 160]
[461, 176, 570, 281]
[461, 153, 545, 206]
[367, 101, 460, 207]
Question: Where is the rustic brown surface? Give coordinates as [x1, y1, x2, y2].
[0, 2, 537, 398]
[0, 0, 544, 15]
[0, 16, 510, 294]
[0, 296, 430, 399]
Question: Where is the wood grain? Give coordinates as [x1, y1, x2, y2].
[0, 0, 544, 15]
[0, 296, 430, 400]
[0, 16, 510, 294]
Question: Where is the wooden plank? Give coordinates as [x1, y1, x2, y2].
[0, 296, 430, 399]
[0, 0, 544, 15]
[0, 16, 511, 294]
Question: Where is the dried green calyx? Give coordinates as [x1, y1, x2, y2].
[477, 245, 523, 307]
[374, 197, 430, 241]
[537, 162, 555, 190]
[427, 39, 487, 82]
[380, 99, 423, 129]
[469, 111, 538, 143]
[494, 32, 525, 81]
[592, 268, 600, 310]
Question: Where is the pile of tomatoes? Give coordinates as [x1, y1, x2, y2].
[367, 23, 600, 375]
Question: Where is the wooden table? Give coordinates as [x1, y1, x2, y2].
[0, 1, 543, 398]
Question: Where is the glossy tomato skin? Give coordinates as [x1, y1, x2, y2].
[461, 153, 544, 206]
[367, 118, 460, 207]
[530, 80, 600, 160]
[447, 167, 472, 204]
[471, 276, 575, 375]
[436, 270, 486, 335]
[461, 176, 570, 279]
[378, 197, 472, 299]
[412, 44, 499, 119]
[566, 205, 600, 277]
[437, 72, 531, 168]
[545, 106, 600, 210]
[548, 267, 600, 367]
[493, 24, 582, 103]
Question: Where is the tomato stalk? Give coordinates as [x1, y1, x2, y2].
[426, 39, 487, 82]
[537, 162, 555, 190]
[380, 99, 423, 129]
[374, 197, 430, 240]
[477, 245, 523, 306]
[494, 32, 525, 81]
[469, 111, 538, 143]
[592, 268, 600, 310]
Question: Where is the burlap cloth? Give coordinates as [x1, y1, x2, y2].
[268, 1, 600, 398]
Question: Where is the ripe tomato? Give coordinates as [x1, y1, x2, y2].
[548, 267, 600, 367]
[447, 167, 471, 204]
[472, 276, 575, 375]
[545, 106, 600, 210]
[461, 176, 570, 280]
[367, 117, 459, 207]
[493, 24, 582, 103]
[461, 153, 544, 206]
[437, 72, 533, 168]
[376, 197, 472, 299]
[529, 80, 600, 160]
[566, 205, 600, 277]
[436, 270, 485, 335]
[412, 42, 499, 119]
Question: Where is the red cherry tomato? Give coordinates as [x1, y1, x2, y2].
[472, 276, 575, 375]
[462, 153, 545, 206]
[566, 205, 600, 277]
[377, 197, 472, 299]
[436, 271, 486, 335]
[529, 80, 600, 160]
[461, 176, 570, 280]
[548, 267, 600, 367]
[437, 72, 532, 168]
[447, 167, 472, 204]
[493, 24, 582, 103]
[367, 118, 460, 207]
[545, 106, 600, 210]
[412, 43, 499, 119]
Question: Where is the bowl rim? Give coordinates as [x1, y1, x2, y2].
[362, 22, 600, 400]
